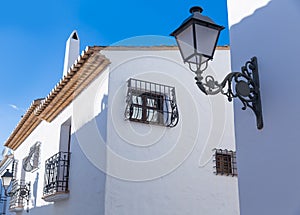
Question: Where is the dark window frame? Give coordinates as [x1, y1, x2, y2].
[214, 149, 237, 176]
[129, 91, 164, 124]
[125, 78, 179, 127]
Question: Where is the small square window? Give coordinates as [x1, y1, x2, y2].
[125, 78, 179, 127]
[214, 149, 237, 176]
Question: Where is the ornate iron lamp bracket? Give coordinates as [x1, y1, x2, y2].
[194, 57, 263, 129]
[7, 181, 31, 213]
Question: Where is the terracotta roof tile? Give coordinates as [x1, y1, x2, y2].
[5, 46, 109, 150]
[4, 45, 229, 150]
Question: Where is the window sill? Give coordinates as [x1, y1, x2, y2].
[42, 191, 69, 202]
[9, 206, 24, 212]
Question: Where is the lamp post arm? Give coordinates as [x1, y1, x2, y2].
[195, 57, 263, 129]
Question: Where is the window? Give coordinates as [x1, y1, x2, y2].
[12, 160, 18, 179]
[59, 118, 71, 153]
[43, 151, 70, 201]
[42, 118, 71, 202]
[214, 149, 237, 176]
[129, 92, 163, 124]
[125, 78, 179, 127]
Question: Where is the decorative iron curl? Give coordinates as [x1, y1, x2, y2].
[195, 57, 263, 129]
[124, 78, 179, 127]
[188, 61, 208, 74]
[168, 90, 179, 127]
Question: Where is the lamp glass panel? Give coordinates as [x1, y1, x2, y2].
[2, 175, 12, 188]
[195, 24, 219, 58]
[176, 25, 195, 62]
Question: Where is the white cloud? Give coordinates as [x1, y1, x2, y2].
[9, 104, 19, 111]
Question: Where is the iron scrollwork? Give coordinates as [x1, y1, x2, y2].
[8, 180, 31, 213]
[43, 151, 70, 196]
[195, 57, 263, 129]
[125, 78, 179, 127]
[169, 88, 179, 127]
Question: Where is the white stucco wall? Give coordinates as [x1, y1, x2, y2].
[227, 0, 300, 214]
[103, 48, 239, 215]
[8, 47, 239, 215]
[9, 67, 110, 215]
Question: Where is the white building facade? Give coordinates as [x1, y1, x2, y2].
[227, 0, 300, 214]
[1, 33, 239, 215]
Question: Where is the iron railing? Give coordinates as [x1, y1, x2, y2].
[125, 78, 179, 127]
[8, 180, 30, 212]
[213, 149, 237, 176]
[43, 152, 70, 197]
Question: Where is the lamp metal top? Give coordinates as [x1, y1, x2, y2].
[189, 6, 203, 14]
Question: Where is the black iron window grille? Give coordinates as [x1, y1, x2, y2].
[125, 78, 179, 127]
[8, 180, 30, 212]
[43, 152, 70, 197]
[12, 160, 18, 180]
[214, 149, 237, 176]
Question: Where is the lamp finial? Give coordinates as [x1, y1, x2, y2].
[190, 6, 203, 14]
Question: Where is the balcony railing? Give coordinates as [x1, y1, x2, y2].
[42, 152, 70, 202]
[9, 180, 30, 212]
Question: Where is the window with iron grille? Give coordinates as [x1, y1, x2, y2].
[12, 160, 18, 179]
[125, 78, 179, 127]
[43, 151, 70, 197]
[214, 149, 237, 176]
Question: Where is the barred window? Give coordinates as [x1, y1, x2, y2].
[129, 92, 163, 124]
[12, 160, 18, 179]
[214, 149, 237, 176]
[125, 78, 179, 127]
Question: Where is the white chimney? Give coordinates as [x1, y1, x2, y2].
[63, 30, 80, 76]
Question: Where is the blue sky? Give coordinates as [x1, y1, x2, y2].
[0, 0, 229, 149]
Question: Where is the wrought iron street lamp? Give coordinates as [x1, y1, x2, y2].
[1, 168, 30, 212]
[1, 169, 13, 196]
[171, 6, 263, 129]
